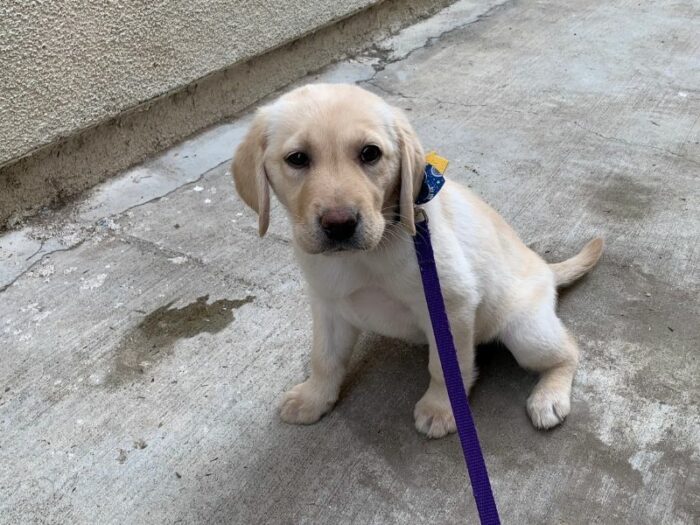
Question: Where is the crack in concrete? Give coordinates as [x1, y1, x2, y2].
[24, 241, 46, 262]
[356, 0, 516, 87]
[0, 160, 228, 294]
[112, 164, 215, 217]
[0, 240, 87, 294]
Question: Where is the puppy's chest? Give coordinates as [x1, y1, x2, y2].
[339, 286, 426, 343]
[300, 249, 426, 342]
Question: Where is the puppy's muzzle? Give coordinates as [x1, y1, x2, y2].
[320, 208, 359, 243]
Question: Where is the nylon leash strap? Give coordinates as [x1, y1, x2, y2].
[413, 157, 501, 525]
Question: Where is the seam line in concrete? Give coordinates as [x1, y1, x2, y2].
[357, 0, 515, 87]
[572, 122, 700, 167]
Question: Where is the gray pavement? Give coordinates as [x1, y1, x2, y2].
[1, 0, 698, 523]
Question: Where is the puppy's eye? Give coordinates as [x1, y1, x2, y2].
[360, 145, 382, 164]
[285, 151, 310, 168]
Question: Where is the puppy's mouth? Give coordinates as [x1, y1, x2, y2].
[306, 235, 373, 255]
[322, 240, 368, 254]
[294, 212, 385, 255]
[295, 231, 381, 255]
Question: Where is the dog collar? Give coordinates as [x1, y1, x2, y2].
[416, 152, 449, 205]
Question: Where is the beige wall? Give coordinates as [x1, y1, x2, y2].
[0, 0, 454, 228]
[0, 0, 378, 166]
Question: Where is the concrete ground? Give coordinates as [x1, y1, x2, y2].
[1, 0, 698, 523]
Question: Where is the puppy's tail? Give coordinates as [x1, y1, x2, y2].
[549, 237, 604, 287]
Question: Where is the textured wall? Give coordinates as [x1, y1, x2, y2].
[0, 0, 377, 166]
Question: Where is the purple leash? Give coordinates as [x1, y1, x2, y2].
[413, 214, 501, 525]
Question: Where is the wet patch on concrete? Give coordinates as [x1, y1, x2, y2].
[584, 174, 656, 220]
[106, 294, 254, 386]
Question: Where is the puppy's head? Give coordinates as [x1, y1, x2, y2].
[232, 84, 424, 254]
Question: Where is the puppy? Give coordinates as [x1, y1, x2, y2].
[232, 83, 603, 438]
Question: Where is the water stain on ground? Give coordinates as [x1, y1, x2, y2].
[106, 294, 254, 386]
[585, 174, 655, 220]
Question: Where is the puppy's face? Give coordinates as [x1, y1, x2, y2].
[232, 84, 424, 254]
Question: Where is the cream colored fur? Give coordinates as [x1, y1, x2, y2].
[232, 83, 603, 437]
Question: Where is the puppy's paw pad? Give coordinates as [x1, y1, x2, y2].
[527, 390, 570, 429]
[414, 400, 456, 439]
[279, 382, 332, 425]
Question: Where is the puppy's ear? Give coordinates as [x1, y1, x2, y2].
[394, 108, 425, 236]
[232, 110, 270, 236]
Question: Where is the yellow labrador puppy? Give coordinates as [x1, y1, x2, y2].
[232, 83, 603, 438]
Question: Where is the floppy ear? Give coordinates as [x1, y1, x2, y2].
[232, 110, 270, 236]
[394, 108, 425, 236]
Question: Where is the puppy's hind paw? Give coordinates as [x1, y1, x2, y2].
[279, 381, 334, 425]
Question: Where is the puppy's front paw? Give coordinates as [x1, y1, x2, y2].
[279, 381, 334, 425]
[414, 393, 456, 439]
[527, 389, 570, 429]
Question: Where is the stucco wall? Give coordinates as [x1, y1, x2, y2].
[0, 0, 378, 166]
[0, 0, 454, 228]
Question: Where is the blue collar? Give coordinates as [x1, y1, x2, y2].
[415, 163, 446, 205]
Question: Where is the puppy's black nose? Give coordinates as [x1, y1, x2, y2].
[320, 208, 358, 242]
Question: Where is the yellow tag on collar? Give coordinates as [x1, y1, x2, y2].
[425, 151, 449, 174]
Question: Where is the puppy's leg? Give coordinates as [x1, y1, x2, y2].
[500, 299, 579, 429]
[280, 298, 358, 425]
[414, 326, 475, 439]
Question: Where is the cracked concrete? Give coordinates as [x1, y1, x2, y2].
[1, 0, 698, 523]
